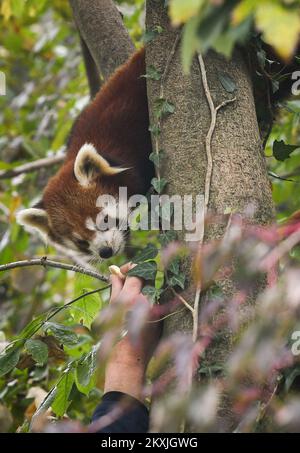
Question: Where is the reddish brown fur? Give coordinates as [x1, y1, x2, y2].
[40, 48, 153, 243]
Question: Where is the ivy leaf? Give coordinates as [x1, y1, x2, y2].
[25, 339, 48, 365]
[168, 273, 186, 290]
[158, 230, 178, 247]
[154, 98, 175, 120]
[273, 140, 299, 162]
[149, 125, 161, 136]
[141, 66, 161, 81]
[143, 25, 163, 44]
[151, 177, 168, 194]
[168, 256, 181, 275]
[156, 200, 174, 222]
[0, 347, 21, 377]
[149, 150, 165, 167]
[133, 244, 158, 263]
[218, 72, 236, 93]
[127, 261, 157, 281]
[69, 291, 102, 329]
[43, 322, 78, 346]
[142, 286, 162, 303]
[51, 369, 74, 417]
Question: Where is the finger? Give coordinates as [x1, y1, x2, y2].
[122, 274, 143, 298]
[109, 274, 124, 303]
[119, 262, 136, 274]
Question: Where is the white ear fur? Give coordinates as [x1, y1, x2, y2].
[74, 143, 130, 187]
[17, 208, 50, 238]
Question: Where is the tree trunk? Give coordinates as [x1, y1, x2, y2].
[146, 0, 274, 431]
[69, 0, 135, 81]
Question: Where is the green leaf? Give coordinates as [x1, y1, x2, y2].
[168, 256, 181, 275]
[218, 72, 237, 93]
[51, 369, 74, 417]
[149, 150, 165, 167]
[255, 3, 300, 61]
[151, 177, 168, 194]
[142, 286, 162, 303]
[156, 200, 174, 222]
[70, 291, 102, 329]
[169, 0, 205, 26]
[149, 125, 161, 136]
[17, 314, 47, 341]
[141, 65, 161, 81]
[25, 339, 48, 365]
[273, 140, 300, 162]
[284, 366, 300, 393]
[43, 322, 78, 346]
[127, 261, 157, 281]
[182, 16, 200, 74]
[143, 25, 163, 44]
[133, 243, 158, 263]
[154, 98, 175, 120]
[0, 347, 21, 377]
[168, 273, 186, 290]
[75, 346, 98, 395]
[158, 230, 178, 246]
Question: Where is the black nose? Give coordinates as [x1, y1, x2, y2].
[99, 246, 113, 259]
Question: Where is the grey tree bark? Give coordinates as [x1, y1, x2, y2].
[146, 0, 274, 431]
[69, 0, 135, 81]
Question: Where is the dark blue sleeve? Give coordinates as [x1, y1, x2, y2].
[91, 391, 149, 433]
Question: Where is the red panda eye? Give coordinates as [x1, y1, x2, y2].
[103, 215, 109, 223]
[76, 239, 89, 249]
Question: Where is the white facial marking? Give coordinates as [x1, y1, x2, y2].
[73, 232, 83, 240]
[89, 229, 125, 257]
[86, 217, 97, 231]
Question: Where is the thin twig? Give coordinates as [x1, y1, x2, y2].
[195, 53, 236, 342]
[0, 257, 109, 283]
[259, 228, 300, 271]
[0, 154, 65, 180]
[147, 307, 185, 323]
[192, 286, 201, 342]
[160, 34, 180, 99]
[170, 287, 194, 313]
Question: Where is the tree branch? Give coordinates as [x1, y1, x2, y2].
[69, 0, 135, 81]
[0, 257, 109, 283]
[80, 35, 102, 98]
[0, 154, 65, 180]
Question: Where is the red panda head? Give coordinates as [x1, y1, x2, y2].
[17, 143, 132, 260]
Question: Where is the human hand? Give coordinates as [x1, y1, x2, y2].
[103, 263, 161, 401]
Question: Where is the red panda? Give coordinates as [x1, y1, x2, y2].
[17, 48, 154, 260]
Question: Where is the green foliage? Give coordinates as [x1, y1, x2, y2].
[169, 0, 300, 72]
[0, 347, 21, 377]
[127, 260, 158, 281]
[218, 72, 237, 94]
[273, 140, 300, 162]
[25, 339, 48, 365]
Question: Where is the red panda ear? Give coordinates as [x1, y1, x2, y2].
[74, 143, 130, 187]
[17, 208, 50, 239]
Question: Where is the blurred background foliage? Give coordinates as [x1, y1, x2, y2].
[0, 0, 299, 433]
